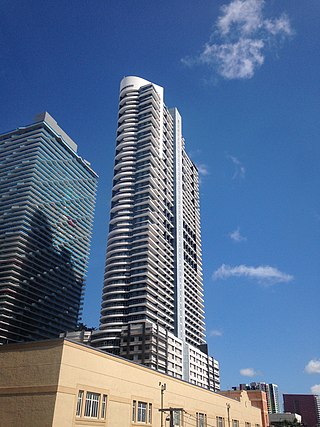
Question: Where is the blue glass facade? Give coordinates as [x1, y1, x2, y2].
[0, 113, 98, 343]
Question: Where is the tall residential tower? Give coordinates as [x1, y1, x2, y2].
[0, 112, 98, 344]
[91, 76, 219, 390]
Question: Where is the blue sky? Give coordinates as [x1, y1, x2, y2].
[1, 0, 320, 398]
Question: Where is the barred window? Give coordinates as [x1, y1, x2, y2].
[84, 392, 100, 418]
[137, 401, 147, 422]
[101, 394, 108, 419]
[76, 390, 84, 416]
[148, 403, 152, 423]
[173, 410, 182, 426]
[132, 400, 136, 422]
[132, 400, 152, 424]
[196, 412, 207, 427]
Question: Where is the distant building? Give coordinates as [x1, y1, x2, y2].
[283, 394, 320, 427]
[59, 329, 93, 345]
[91, 76, 219, 390]
[234, 383, 280, 413]
[0, 339, 264, 427]
[0, 112, 98, 344]
[269, 413, 302, 426]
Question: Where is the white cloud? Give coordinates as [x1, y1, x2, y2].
[311, 384, 320, 394]
[240, 367, 257, 377]
[217, 0, 263, 36]
[264, 15, 293, 36]
[213, 264, 294, 285]
[228, 155, 246, 179]
[209, 329, 223, 337]
[197, 163, 210, 176]
[229, 227, 247, 242]
[305, 359, 320, 374]
[183, 0, 293, 80]
[201, 38, 264, 80]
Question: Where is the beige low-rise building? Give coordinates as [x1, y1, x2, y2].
[219, 390, 269, 427]
[0, 339, 263, 427]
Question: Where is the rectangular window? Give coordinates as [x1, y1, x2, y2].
[233, 420, 240, 427]
[197, 412, 206, 427]
[173, 410, 181, 427]
[148, 403, 152, 423]
[245, 423, 251, 427]
[101, 394, 107, 419]
[132, 400, 136, 422]
[76, 390, 84, 416]
[84, 392, 100, 418]
[137, 401, 147, 422]
[217, 417, 225, 427]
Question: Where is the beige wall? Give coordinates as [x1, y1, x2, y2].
[0, 339, 263, 427]
[0, 340, 63, 427]
[219, 390, 269, 427]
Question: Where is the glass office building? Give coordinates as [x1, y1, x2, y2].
[0, 112, 98, 344]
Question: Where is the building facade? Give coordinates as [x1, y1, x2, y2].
[268, 413, 302, 426]
[0, 339, 263, 427]
[283, 394, 320, 427]
[219, 389, 269, 427]
[91, 76, 219, 390]
[234, 383, 280, 414]
[0, 112, 98, 344]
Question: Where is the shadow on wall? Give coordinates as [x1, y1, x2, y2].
[3, 208, 83, 343]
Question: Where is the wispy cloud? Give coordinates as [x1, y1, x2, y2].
[229, 227, 247, 242]
[209, 329, 223, 337]
[213, 264, 293, 285]
[311, 384, 320, 394]
[305, 359, 320, 374]
[240, 367, 257, 377]
[228, 155, 246, 180]
[182, 0, 293, 80]
[197, 163, 210, 176]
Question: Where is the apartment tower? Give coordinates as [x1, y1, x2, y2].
[91, 76, 219, 390]
[0, 112, 98, 344]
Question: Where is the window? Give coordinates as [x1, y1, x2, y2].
[217, 417, 225, 427]
[132, 400, 136, 422]
[196, 412, 207, 427]
[245, 423, 251, 427]
[233, 420, 240, 427]
[132, 400, 153, 424]
[84, 392, 100, 418]
[148, 403, 152, 423]
[76, 390, 84, 416]
[101, 394, 107, 419]
[173, 410, 181, 427]
[137, 401, 147, 422]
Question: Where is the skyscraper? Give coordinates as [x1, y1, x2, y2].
[91, 76, 219, 390]
[0, 112, 98, 344]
